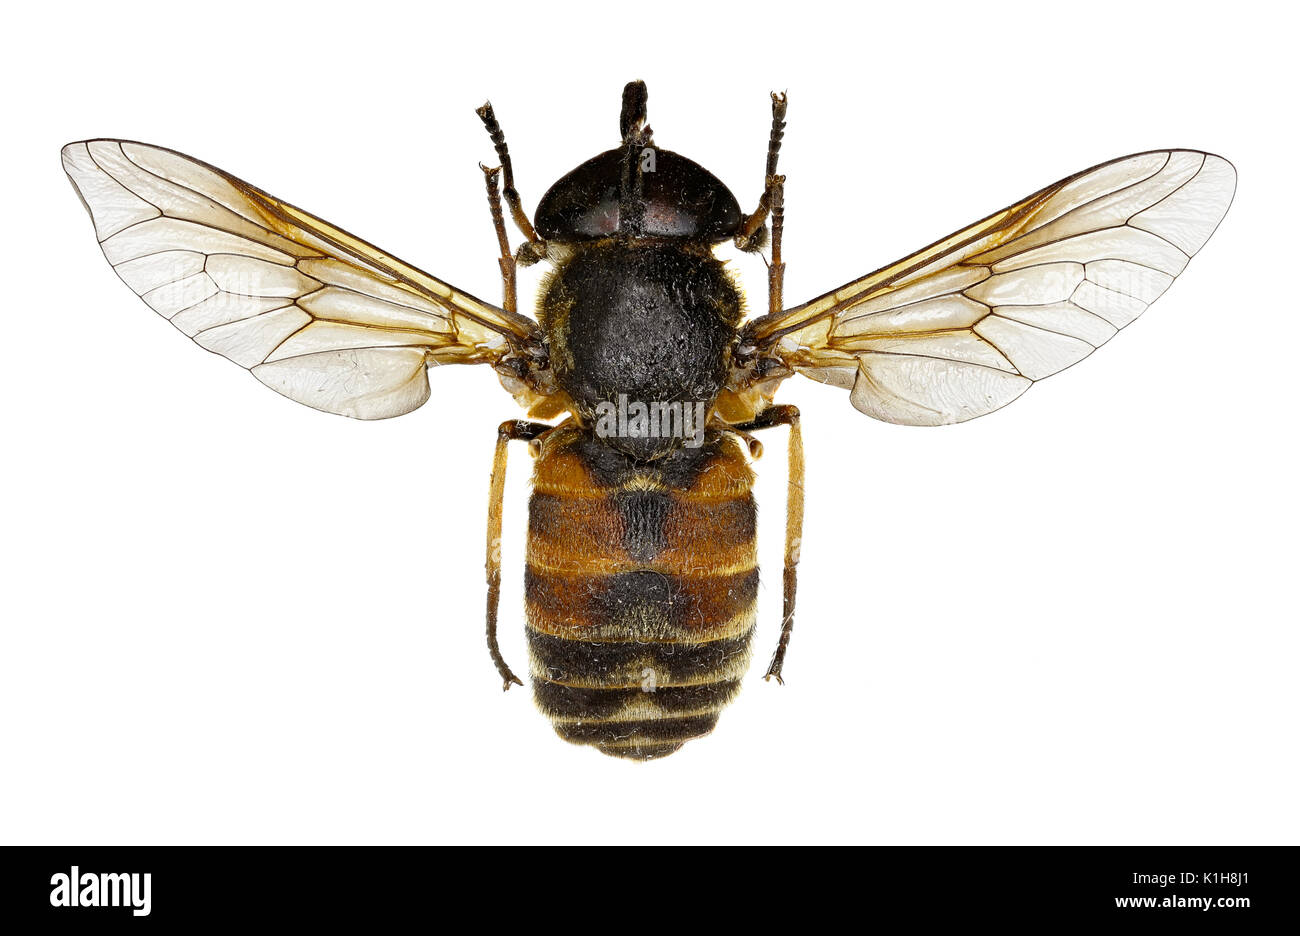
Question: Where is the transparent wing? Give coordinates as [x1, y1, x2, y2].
[63, 139, 544, 419]
[744, 150, 1235, 425]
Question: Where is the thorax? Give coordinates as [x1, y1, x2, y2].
[538, 241, 743, 460]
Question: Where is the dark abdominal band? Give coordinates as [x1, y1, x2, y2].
[525, 425, 758, 760]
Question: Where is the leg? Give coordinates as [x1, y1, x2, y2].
[730, 405, 804, 683]
[485, 418, 552, 690]
[479, 164, 518, 315]
[476, 101, 547, 263]
[734, 91, 788, 317]
[734, 90, 788, 252]
[766, 173, 786, 319]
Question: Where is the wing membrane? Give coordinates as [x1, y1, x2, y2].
[747, 150, 1235, 425]
[63, 140, 543, 419]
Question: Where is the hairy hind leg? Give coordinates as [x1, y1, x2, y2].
[485, 419, 552, 690]
[729, 404, 803, 683]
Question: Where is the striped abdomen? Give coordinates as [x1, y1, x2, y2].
[526, 425, 757, 760]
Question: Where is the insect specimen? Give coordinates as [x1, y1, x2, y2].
[62, 81, 1234, 759]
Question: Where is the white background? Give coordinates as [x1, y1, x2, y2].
[2, 0, 1295, 845]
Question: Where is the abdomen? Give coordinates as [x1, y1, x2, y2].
[525, 424, 757, 759]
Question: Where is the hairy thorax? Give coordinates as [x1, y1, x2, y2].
[539, 241, 743, 460]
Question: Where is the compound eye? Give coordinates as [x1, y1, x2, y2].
[535, 148, 742, 242]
